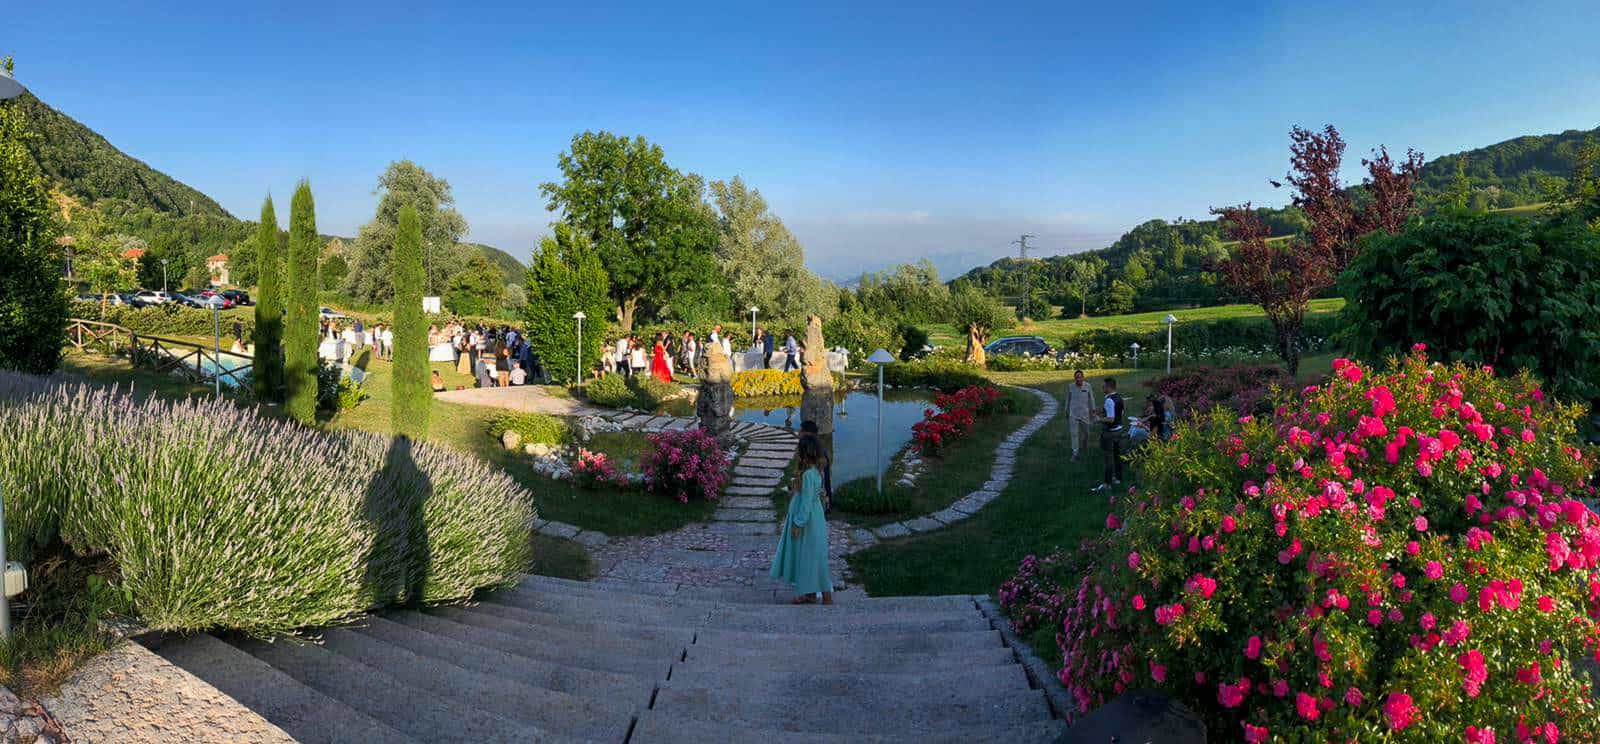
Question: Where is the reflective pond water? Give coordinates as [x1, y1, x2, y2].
[667, 389, 934, 484]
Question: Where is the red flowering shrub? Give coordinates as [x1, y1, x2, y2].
[913, 384, 1006, 456]
[1150, 363, 1290, 420]
[643, 428, 730, 503]
[572, 448, 627, 489]
[1050, 350, 1600, 740]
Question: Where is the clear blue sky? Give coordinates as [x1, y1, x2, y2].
[7, 0, 1600, 280]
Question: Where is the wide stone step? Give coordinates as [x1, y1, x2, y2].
[145, 634, 409, 744]
[726, 485, 781, 496]
[734, 465, 786, 478]
[352, 615, 654, 703]
[730, 475, 782, 488]
[316, 626, 635, 742]
[631, 712, 1067, 744]
[522, 575, 976, 613]
[652, 684, 1051, 735]
[702, 610, 989, 635]
[386, 611, 674, 678]
[682, 644, 1018, 673]
[666, 663, 1030, 701]
[229, 636, 557, 743]
[721, 495, 773, 509]
[428, 604, 691, 658]
[714, 507, 776, 522]
[496, 585, 986, 631]
[737, 456, 792, 469]
[482, 589, 713, 628]
[471, 597, 701, 643]
[692, 626, 1003, 655]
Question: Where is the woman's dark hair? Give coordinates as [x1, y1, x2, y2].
[797, 436, 824, 468]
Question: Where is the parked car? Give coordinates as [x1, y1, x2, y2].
[198, 290, 235, 309]
[170, 293, 207, 308]
[319, 307, 349, 320]
[132, 290, 171, 306]
[220, 289, 252, 306]
[984, 336, 1052, 357]
[196, 294, 228, 309]
[74, 292, 130, 306]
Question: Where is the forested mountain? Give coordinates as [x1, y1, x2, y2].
[12, 93, 231, 219]
[958, 124, 1598, 318]
[465, 242, 526, 285]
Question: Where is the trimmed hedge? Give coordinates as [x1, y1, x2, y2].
[0, 372, 536, 633]
[882, 358, 987, 392]
[71, 301, 255, 340]
[488, 412, 570, 445]
[583, 373, 681, 411]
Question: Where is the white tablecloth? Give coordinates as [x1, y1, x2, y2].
[318, 339, 346, 361]
[729, 349, 849, 374]
[428, 343, 457, 362]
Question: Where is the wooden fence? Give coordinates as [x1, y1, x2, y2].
[67, 318, 254, 388]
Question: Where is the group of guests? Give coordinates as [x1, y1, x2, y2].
[597, 324, 809, 382]
[447, 323, 540, 390]
[1064, 369, 1174, 492]
[321, 318, 395, 363]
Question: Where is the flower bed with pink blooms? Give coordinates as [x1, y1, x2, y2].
[1003, 350, 1600, 741]
[642, 428, 732, 503]
[912, 384, 1011, 456]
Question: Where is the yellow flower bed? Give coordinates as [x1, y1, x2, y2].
[731, 369, 803, 397]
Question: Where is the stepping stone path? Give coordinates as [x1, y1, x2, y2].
[853, 386, 1060, 546]
[58, 576, 1066, 742]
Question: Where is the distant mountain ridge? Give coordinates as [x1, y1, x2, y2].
[12, 92, 233, 219]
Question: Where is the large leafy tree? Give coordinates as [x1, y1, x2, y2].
[252, 195, 284, 403]
[71, 210, 137, 317]
[391, 204, 430, 439]
[523, 224, 612, 384]
[284, 181, 320, 424]
[708, 176, 833, 321]
[1341, 212, 1600, 403]
[443, 252, 506, 317]
[344, 160, 469, 303]
[539, 131, 717, 332]
[0, 87, 68, 374]
[1062, 256, 1104, 318]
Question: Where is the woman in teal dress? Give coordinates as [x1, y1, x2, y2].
[770, 437, 835, 605]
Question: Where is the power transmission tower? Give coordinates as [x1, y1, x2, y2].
[1012, 234, 1035, 319]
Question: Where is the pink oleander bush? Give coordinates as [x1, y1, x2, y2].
[1027, 350, 1600, 741]
[572, 448, 628, 489]
[643, 427, 730, 503]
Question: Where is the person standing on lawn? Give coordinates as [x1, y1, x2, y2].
[771, 436, 834, 605]
[1065, 368, 1095, 462]
[1093, 377, 1127, 493]
[761, 327, 776, 369]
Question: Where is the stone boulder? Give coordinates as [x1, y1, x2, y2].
[501, 429, 522, 451]
[704, 341, 734, 384]
[801, 314, 832, 390]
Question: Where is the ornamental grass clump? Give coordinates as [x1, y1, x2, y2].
[1048, 349, 1600, 741]
[0, 374, 536, 634]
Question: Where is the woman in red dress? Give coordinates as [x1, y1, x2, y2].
[651, 333, 672, 383]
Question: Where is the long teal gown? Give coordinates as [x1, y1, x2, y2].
[770, 467, 833, 595]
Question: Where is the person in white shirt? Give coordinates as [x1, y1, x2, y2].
[382, 327, 394, 360]
[615, 337, 630, 376]
[509, 363, 527, 386]
[1065, 369, 1096, 462]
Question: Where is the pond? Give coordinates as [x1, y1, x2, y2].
[664, 389, 934, 484]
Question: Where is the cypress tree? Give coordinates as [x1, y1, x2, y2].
[251, 196, 284, 402]
[391, 204, 430, 438]
[0, 97, 69, 374]
[284, 181, 320, 424]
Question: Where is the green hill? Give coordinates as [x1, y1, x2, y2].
[1415, 125, 1599, 210]
[12, 92, 232, 219]
[464, 242, 525, 285]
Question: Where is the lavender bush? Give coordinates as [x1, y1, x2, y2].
[0, 371, 536, 633]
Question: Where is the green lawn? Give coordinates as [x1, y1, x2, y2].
[846, 353, 1338, 598]
[828, 387, 1043, 528]
[921, 298, 1346, 347]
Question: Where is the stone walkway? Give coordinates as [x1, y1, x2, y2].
[433, 384, 600, 416]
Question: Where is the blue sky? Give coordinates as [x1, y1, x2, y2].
[7, 1, 1600, 280]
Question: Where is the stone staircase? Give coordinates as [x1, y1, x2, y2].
[121, 575, 1064, 743]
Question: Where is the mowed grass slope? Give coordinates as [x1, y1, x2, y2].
[922, 297, 1345, 347]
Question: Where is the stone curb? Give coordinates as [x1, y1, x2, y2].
[977, 596, 1074, 722]
[842, 385, 1059, 548]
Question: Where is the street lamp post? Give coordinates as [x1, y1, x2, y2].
[1164, 314, 1178, 374]
[161, 259, 170, 294]
[867, 349, 897, 495]
[0, 69, 25, 642]
[1130, 342, 1141, 369]
[749, 306, 759, 345]
[213, 303, 222, 397]
[572, 311, 586, 385]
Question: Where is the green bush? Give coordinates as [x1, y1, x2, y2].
[883, 358, 987, 391]
[0, 104, 68, 375]
[336, 379, 369, 411]
[1341, 212, 1600, 403]
[832, 479, 910, 515]
[584, 372, 633, 409]
[582, 372, 681, 410]
[391, 205, 430, 439]
[897, 324, 930, 361]
[0, 372, 536, 633]
[68, 301, 255, 340]
[487, 412, 570, 445]
[629, 375, 681, 410]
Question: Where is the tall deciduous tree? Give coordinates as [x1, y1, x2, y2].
[1064, 257, 1103, 318]
[523, 224, 612, 385]
[1212, 205, 1332, 377]
[391, 204, 430, 438]
[539, 131, 717, 332]
[0, 93, 68, 374]
[252, 195, 284, 403]
[284, 181, 320, 424]
[343, 160, 469, 303]
[72, 211, 137, 317]
[443, 252, 506, 317]
[947, 283, 1014, 367]
[708, 176, 833, 321]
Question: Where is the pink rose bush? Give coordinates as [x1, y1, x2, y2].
[1018, 350, 1600, 740]
[572, 448, 628, 489]
[642, 428, 731, 503]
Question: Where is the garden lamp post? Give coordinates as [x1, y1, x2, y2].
[213, 302, 222, 397]
[161, 258, 170, 294]
[1130, 342, 1141, 369]
[749, 306, 759, 345]
[1164, 314, 1178, 374]
[868, 348, 897, 495]
[0, 68, 26, 641]
[572, 311, 586, 386]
